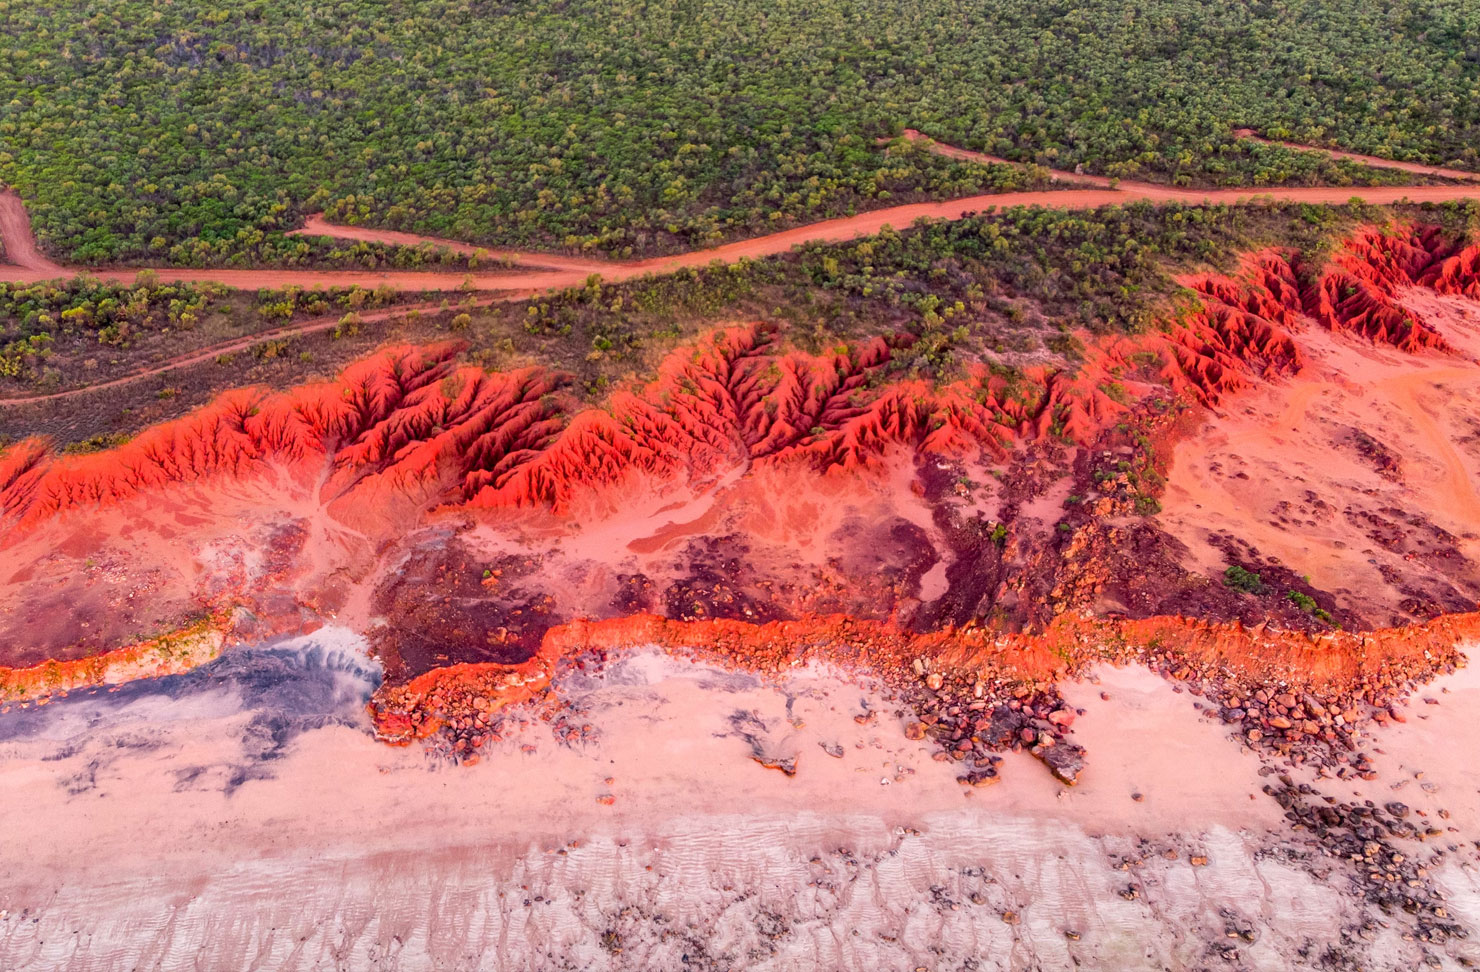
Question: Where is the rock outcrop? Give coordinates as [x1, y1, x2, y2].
[6, 221, 1478, 535]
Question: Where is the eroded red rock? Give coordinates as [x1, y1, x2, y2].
[6, 221, 1477, 532]
[4, 220, 1480, 762]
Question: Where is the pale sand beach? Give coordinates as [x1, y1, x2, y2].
[2, 630, 1475, 970]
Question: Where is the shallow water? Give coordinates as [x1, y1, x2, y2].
[0, 627, 380, 793]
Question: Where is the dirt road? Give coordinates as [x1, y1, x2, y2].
[885, 129, 1115, 186]
[1232, 129, 1480, 183]
[7, 185, 1480, 296]
[0, 191, 64, 274]
[0, 299, 471, 408]
[290, 215, 616, 274]
[3, 138, 1480, 405]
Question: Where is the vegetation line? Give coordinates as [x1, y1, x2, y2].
[3, 138, 1480, 405]
[0, 297, 496, 407]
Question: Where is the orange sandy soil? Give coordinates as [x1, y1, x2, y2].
[1161, 290, 1480, 625]
[0, 190, 63, 274]
[2, 220, 1479, 781]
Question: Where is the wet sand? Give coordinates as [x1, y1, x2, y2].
[5, 632, 1459, 971]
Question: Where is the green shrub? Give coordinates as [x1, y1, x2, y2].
[1285, 590, 1318, 612]
[1223, 565, 1264, 594]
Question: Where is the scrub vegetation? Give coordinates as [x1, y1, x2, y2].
[2, 0, 1475, 264]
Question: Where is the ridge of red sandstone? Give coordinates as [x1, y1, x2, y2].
[0, 612, 229, 703]
[3, 222, 1478, 532]
[3, 221, 1480, 773]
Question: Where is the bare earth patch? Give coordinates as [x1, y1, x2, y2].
[1160, 292, 1480, 626]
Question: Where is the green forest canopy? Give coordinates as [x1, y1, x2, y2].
[1, 0, 1476, 263]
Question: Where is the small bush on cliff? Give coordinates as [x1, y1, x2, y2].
[1287, 589, 1336, 624]
[1286, 589, 1317, 611]
[1224, 565, 1264, 594]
